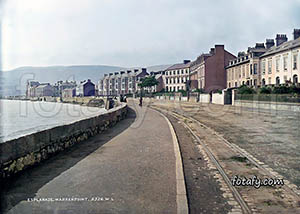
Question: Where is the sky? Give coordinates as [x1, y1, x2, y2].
[1, 0, 300, 71]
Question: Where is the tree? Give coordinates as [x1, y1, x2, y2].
[137, 76, 159, 104]
[138, 76, 159, 88]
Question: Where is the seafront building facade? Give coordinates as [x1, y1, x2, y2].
[98, 68, 149, 96]
[163, 60, 191, 92]
[226, 29, 300, 89]
[260, 31, 300, 86]
[190, 45, 236, 93]
[226, 43, 267, 89]
[76, 79, 96, 97]
[26, 79, 96, 98]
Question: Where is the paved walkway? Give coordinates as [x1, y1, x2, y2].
[4, 100, 178, 214]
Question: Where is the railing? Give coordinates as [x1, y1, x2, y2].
[235, 94, 300, 103]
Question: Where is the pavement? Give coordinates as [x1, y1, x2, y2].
[2, 100, 182, 214]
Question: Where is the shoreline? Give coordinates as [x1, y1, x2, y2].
[0, 98, 112, 144]
[0, 102, 128, 179]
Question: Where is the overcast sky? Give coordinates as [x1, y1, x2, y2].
[1, 0, 300, 70]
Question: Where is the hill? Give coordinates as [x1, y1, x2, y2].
[1, 64, 171, 96]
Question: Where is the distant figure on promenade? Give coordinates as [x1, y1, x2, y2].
[139, 96, 142, 107]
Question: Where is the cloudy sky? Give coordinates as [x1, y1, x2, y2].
[1, 0, 300, 70]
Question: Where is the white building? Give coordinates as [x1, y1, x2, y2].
[261, 30, 300, 86]
[163, 60, 191, 92]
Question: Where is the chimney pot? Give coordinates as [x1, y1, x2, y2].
[293, 29, 300, 40]
[266, 39, 275, 49]
[276, 34, 288, 46]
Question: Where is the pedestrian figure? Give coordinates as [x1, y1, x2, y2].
[139, 96, 143, 107]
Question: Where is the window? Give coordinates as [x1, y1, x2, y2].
[250, 64, 253, 75]
[276, 57, 280, 72]
[254, 63, 257, 74]
[276, 77, 280, 85]
[293, 74, 298, 83]
[268, 59, 272, 74]
[268, 77, 272, 84]
[293, 54, 298, 70]
[262, 61, 266, 74]
[283, 56, 288, 71]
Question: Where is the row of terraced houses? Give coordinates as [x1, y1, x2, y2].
[98, 29, 300, 96]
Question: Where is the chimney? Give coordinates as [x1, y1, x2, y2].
[210, 48, 215, 54]
[238, 52, 245, 57]
[120, 71, 125, 75]
[114, 72, 119, 75]
[214, 44, 224, 53]
[109, 73, 113, 76]
[127, 70, 132, 73]
[134, 69, 139, 73]
[293, 29, 300, 40]
[142, 68, 147, 72]
[266, 39, 275, 49]
[255, 43, 265, 49]
[183, 60, 191, 64]
[276, 34, 288, 46]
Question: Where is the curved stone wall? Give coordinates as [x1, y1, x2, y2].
[0, 104, 128, 179]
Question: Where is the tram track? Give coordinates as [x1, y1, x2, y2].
[151, 105, 300, 214]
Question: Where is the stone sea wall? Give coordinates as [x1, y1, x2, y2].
[0, 104, 128, 179]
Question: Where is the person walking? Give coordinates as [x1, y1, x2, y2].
[139, 96, 143, 107]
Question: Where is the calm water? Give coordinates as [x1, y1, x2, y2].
[0, 100, 107, 143]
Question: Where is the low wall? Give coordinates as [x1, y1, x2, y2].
[199, 94, 210, 103]
[154, 94, 211, 104]
[0, 104, 128, 179]
[234, 100, 300, 112]
[212, 93, 224, 105]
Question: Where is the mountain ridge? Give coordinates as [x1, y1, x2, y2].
[1, 64, 171, 96]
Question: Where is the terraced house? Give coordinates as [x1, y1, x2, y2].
[98, 68, 148, 96]
[226, 42, 268, 89]
[163, 60, 191, 92]
[260, 30, 300, 86]
[226, 29, 300, 89]
[190, 45, 236, 92]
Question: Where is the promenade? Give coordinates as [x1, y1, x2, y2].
[2, 100, 182, 214]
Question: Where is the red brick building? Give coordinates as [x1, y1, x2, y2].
[190, 45, 236, 93]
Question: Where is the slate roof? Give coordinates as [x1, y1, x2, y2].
[165, 62, 192, 71]
[261, 37, 300, 58]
